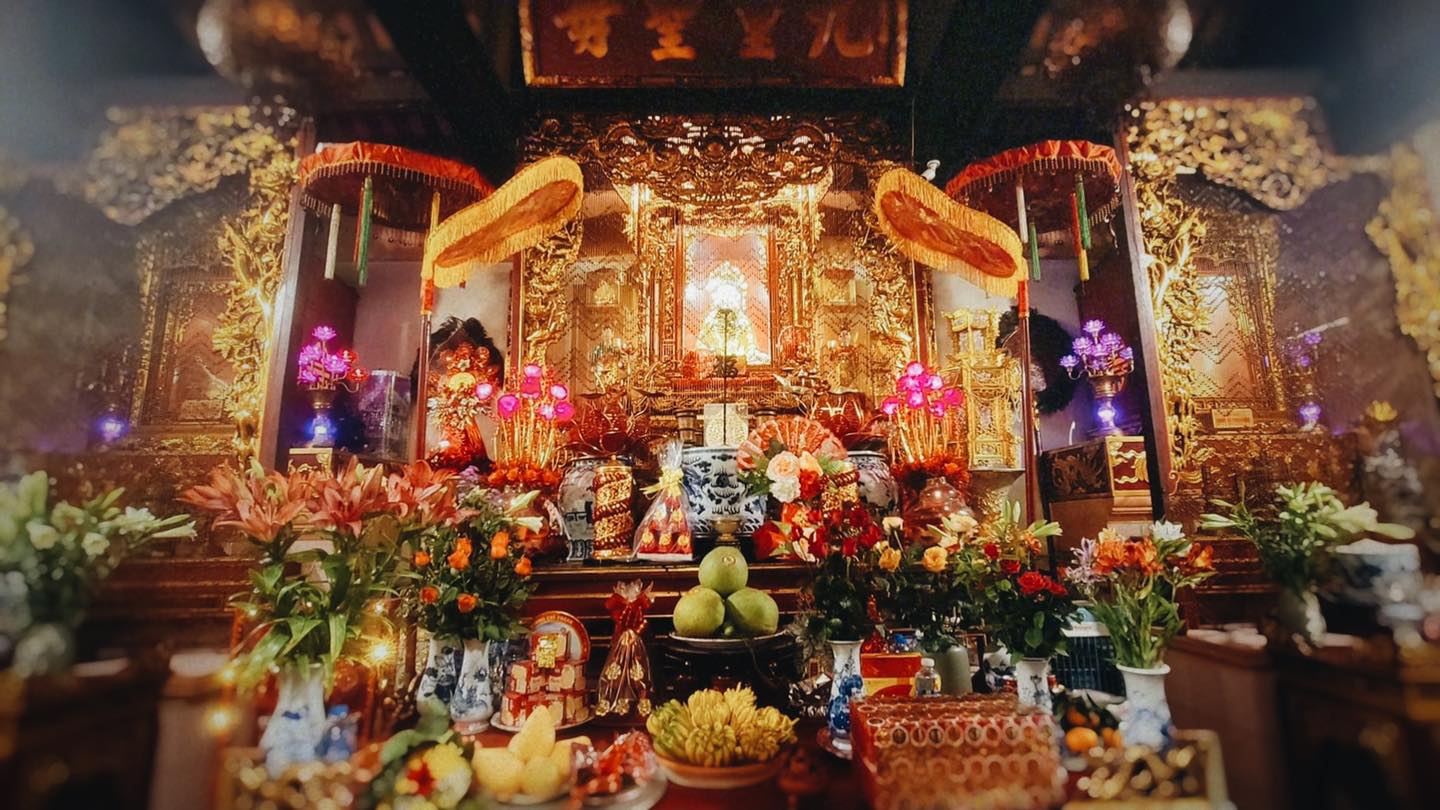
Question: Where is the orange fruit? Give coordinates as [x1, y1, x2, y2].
[1065, 726, 1100, 754]
[1065, 707, 1088, 727]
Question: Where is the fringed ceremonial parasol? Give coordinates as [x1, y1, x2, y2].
[872, 167, 1025, 297]
[942, 141, 1122, 523]
[422, 156, 584, 289]
[945, 140, 1121, 282]
[298, 142, 493, 286]
[413, 156, 585, 457]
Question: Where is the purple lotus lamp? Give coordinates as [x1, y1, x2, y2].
[1061, 320, 1135, 437]
[296, 325, 368, 447]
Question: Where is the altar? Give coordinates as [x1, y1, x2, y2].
[3, 3, 1440, 810]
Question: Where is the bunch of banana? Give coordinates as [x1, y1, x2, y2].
[645, 687, 798, 767]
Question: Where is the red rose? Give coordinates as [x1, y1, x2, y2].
[798, 471, 823, 501]
[1000, 558, 1021, 574]
[1017, 570, 1048, 596]
[983, 543, 1000, 560]
[457, 593, 477, 613]
[419, 586, 439, 605]
[1048, 580, 1068, 597]
[752, 521, 787, 560]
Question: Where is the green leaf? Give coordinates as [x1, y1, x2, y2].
[279, 617, 321, 657]
[328, 614, 347, 666]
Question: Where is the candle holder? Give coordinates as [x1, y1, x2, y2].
[1061, 320, 1134, 438]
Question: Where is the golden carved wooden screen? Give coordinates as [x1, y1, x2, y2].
[1187, 210, 1286, 420]
[520, 113, 918, 411]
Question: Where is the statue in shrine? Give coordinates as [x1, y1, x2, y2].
[695, 261, 769, 365]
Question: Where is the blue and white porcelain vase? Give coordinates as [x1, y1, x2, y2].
[558, 456, 604, 561]
[849, 450, 899, 517]
[450, 638, 493, 734]
[417, 634, 461, 705]
[1117, 664, 1172, 749]
[681, 446, 764, 541]
[1014, 657, 1053, 713]
[261, 663, 327, 776]
[826, 639, 865, 754]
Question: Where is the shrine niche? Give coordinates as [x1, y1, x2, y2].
[520, 113, 923, 417]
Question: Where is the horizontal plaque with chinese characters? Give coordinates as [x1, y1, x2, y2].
[520, 0, 906, 88]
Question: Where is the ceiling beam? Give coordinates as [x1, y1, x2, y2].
[367, 0, 519, 179]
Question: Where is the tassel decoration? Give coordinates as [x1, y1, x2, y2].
[1027, 221, 1041, 281]
[355, 175, 374, 287]
[1016, 182, 1028, 244]
[1076, 175, 1091, 250]
[1071, 190, 1089, 282]
[324, 202, 341, 281]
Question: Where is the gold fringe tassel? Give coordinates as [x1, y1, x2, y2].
[423, 156, 584, 289]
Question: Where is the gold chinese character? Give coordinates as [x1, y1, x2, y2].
[644, 0, 701, 61]
[552, 0, 623, 59]
[735, 5, 781, 60]
[807, 0, 890, 59]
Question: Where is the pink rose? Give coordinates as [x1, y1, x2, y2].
[766, 450, 801, 483]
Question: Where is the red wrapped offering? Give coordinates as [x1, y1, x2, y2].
[634, 442, 693, 561]
[851, 694, 1066, 810]
[595, 580, 655, 720]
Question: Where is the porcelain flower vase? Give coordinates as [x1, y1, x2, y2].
[1117, 664, 1173, 749]
[1014, 657, 1053, 713]
[848, 450, 899, 517]
[261, 663, 327, 776]
[826, 639, 865, 754]
[1277, 587, 1327, 643]
[450, 638, 494, 733]
[417, 634, 461, 705]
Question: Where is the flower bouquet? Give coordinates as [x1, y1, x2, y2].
[182, 460, 439, 772]
[934, 501, 1071, 710]
[0, 471, 195, 675]
[408, 488, 541, 732]
[1200, 482, 1413, 642]
[1066, 521, 1214, 748]
[1067, 522, 1215, 670]
[736, 416, 848, 506]
[877, 512, 979, 654]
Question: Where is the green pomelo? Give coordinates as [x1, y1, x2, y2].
[673, 587, 726, 637]
[724, 587, 779, 636]
[698, 546, 748, 595]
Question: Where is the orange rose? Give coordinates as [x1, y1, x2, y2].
[447, 538, 472, 570]
[922, 545, 949, 573]
[456, 594, 477, 614]
[490, 531, 510, 559]
[413, 551, 430, 567]
[419, 586, 439, 605]
[878, 546, 902, 572]
[514, 556, 533, 576]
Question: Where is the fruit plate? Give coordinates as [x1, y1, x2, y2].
[665, 631, 789, 650]
[655, 755, 782, 789]
[488, 774, 667, 810]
